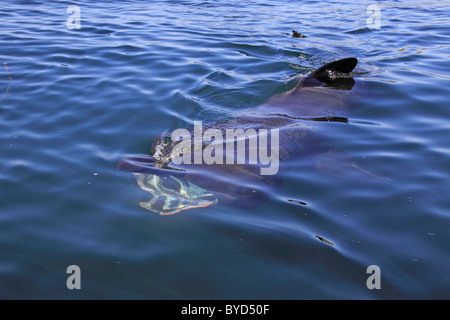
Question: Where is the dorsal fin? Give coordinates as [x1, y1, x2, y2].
[309, 57, 357, 81]
[302, 57, 357, 90]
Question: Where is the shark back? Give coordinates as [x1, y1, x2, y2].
[249, 57, 358, 119]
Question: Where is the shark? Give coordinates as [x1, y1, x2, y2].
[118, 57, 360, 215]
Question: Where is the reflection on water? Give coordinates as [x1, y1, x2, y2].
[134, 173, 218, 215]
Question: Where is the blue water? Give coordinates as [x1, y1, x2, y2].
[1, 0, 449, 299]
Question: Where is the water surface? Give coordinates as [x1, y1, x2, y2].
[0, 0, 449, 299]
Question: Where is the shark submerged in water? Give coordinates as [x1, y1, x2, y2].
[119, 57, 361, 215]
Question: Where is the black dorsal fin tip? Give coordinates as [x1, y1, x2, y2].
[309, 57, 358, 79]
